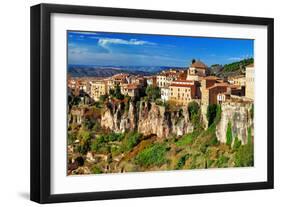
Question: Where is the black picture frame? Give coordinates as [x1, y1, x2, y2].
[30, 3, 274, 204]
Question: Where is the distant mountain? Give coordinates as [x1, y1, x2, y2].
[68, 65, 184, 77]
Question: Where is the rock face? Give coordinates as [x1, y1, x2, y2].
[101, 101, 138, 133]
[101, 101, 194, 138]
[216, 102, 253, 145]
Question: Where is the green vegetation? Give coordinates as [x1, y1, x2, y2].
[99, 94, 108, 103]
[177, 154, 190, 169]
[135, 143, 167, 167]
[233, 136, 242, 150]
[120, 132, 142, 152]
[223, 58, 253, 72]
[91, 132, 125, 153]
[67, 132, 77, 145]
[188, 101, 201, 129]
[234, 127, 253, 167]
[226, 121, 233, 146]
[250, 104, 254, 119]
[207, 104, 218, 127]
[145, 85, 161, 101]
[91, 166, 102, 174]
[109, 84, 124, 100]
[75, 129, 91, 155]
[176, 131, 199, 146]
[216, 154, 230, 168]
[68, 97, 253, 174]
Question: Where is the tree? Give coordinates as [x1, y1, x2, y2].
[207, 104, 217, 127]
[145, 85, 160, 101]
[99, 94, 108, 103]
[188, 101, 201, 129]
[226, 121, 232, 146]
[109, 84, 124, 100]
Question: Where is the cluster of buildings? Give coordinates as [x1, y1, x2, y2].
[68, 60, 254, 107]
[68, 73, 150, 101]
[158, 60, 254, 106]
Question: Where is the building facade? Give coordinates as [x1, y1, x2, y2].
[90, 80, 107, 101]
[187, 60, 208, 81]
[168, 80, 196, 105]
[161, 87, 169, 102]
[245, 64, 254, 100]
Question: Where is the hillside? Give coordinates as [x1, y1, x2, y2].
[217, 58, 254, 78]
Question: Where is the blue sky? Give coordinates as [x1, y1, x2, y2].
[68, 31, 254, 67]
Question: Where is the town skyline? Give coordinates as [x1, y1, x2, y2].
[68, 31, 254, 67]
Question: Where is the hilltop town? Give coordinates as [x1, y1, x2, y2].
[68, 59, 254, 107]
[67, 59, 254, 175]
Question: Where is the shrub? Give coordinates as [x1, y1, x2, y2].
[109, 84, 124, 100]
[250, 104, 254, 119]
[226, 121, 232, 146]
[145, 85, 161, 101]
[121, 132, 142, 152]
[234, 144, 253, 167]
[176, 131, 200, 147]
[135, 143, 167, 167]
[207, 104, 217, 127]
[67, 132, 77, 145]
[99, 94, 108, 103]
[216, 155, 229, 167]
[176, 134, 193, 146]
[91, 166, 102, 174]
[247, 127, 252, 144]
[233, 136, 241, 150]
[75, 129, 91, 155]
[188, 101, 201, 129]
[177, 154, 190, 169]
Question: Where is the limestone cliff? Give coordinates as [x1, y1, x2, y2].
[216, 102, 253, 145]
[101, 100, 194, 138]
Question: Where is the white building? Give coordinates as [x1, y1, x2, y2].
[161, 87, 170, 102]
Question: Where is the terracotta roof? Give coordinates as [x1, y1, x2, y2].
[170, 84, 194, 88]
[201, 76, 219, 80]
[172, 79, 194, 83]
[112, 73, 129, 79]
[207, 83, 229, 90]
[190, 60, 208, 69]
[124, 83, 138, 90]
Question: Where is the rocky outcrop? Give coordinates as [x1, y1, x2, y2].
[101, 100, 194, 138]
[101, 101, 138, 133]
[216, 102, 253, 145]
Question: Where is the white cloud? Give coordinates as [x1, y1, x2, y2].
[98, 38, 156, 48]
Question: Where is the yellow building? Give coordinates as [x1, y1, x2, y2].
[90, 80, 107, 101]
[228, 75, 246, 87]
[245, 64, 254, 100]
[168, 80, 196, 105]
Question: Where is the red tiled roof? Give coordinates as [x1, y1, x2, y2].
[207, 83, 229, 90]
[201, 76, 219, 80]
[170, 84, 194, 88]
[173, 79, 194, 83]
[124, 83, 138, 90]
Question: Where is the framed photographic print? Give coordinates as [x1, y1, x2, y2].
[30, 3, 274, 203]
